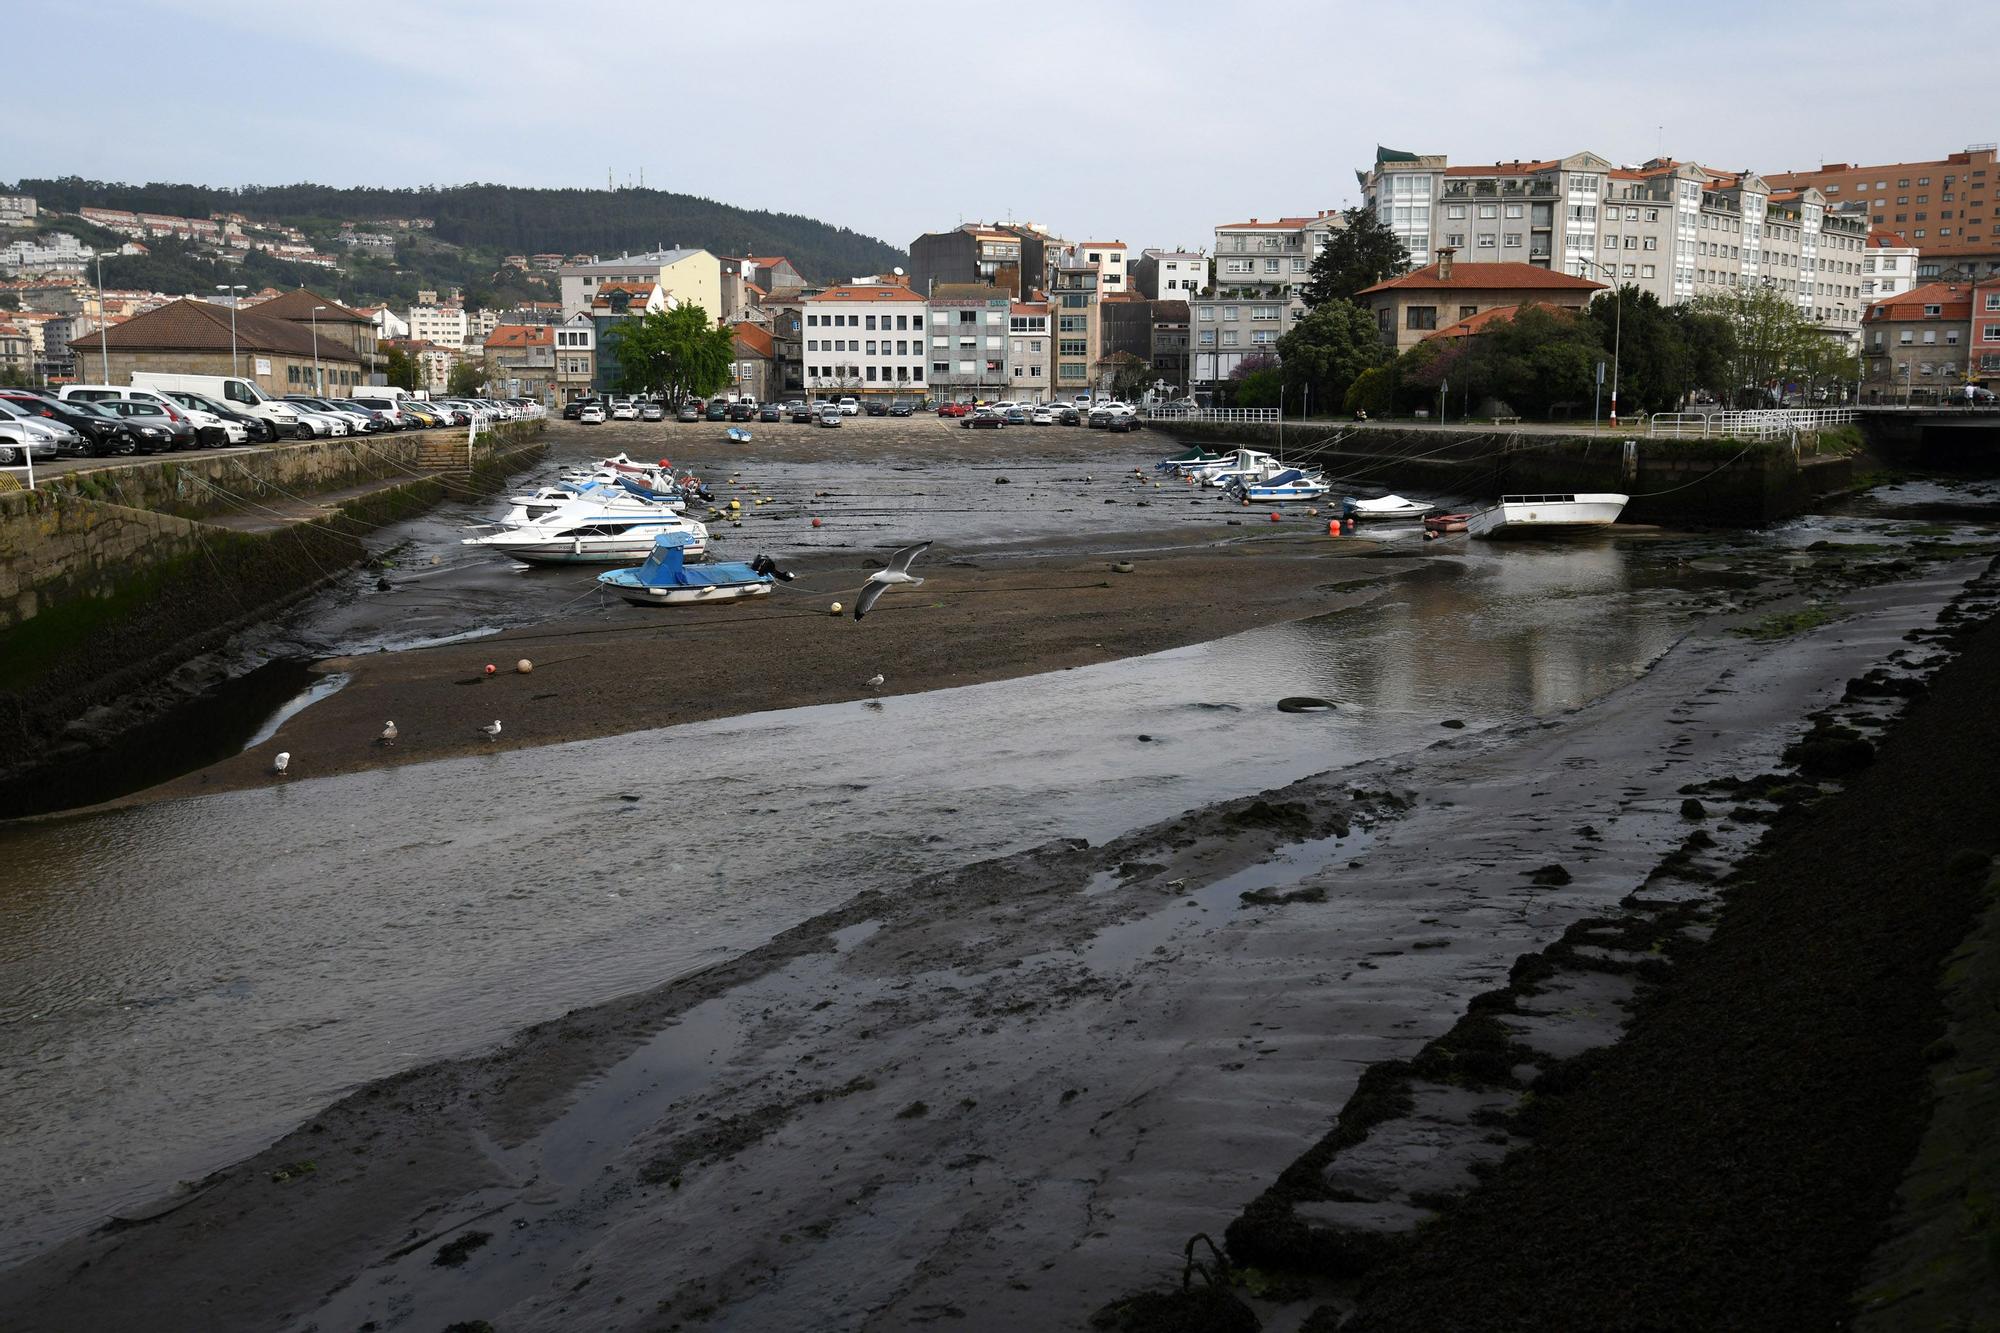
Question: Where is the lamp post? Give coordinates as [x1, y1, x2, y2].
[311, 305, 326, 395]
[215, 284, 246, 376]
[94, 251, 110, 385]
[1578, 256, 1623, 428]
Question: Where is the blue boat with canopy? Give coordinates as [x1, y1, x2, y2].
[597, 532, 792, 606]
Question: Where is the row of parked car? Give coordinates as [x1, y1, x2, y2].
[939, 399, 1143, 431]
[0, 382, 542, 464]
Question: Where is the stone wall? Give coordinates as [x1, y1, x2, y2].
[44, 433, 434, 521]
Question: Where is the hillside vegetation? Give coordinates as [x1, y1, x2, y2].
[13, 178, 906, 306]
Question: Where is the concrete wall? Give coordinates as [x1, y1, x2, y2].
[46, 433, 437, 521]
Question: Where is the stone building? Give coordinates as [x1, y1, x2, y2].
[1355, 250, 1604, 354]
[67, 298, 362, 395]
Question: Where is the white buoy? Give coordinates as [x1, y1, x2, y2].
[516, 659, 533, 674]
[830, 601, 843, 615]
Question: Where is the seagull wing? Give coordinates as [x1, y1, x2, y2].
[884, 541, 932, 575]
[853, 580, 888, 620]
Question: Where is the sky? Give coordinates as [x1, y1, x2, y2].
[8, 0, 1989, 257]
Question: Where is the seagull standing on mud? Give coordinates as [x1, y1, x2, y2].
[853, 542, 931, 621]
[379, 721, 398, 747]
[866, 673, 885, 690]
[482, 720, 502, 742]
[272, 751, 290, 777]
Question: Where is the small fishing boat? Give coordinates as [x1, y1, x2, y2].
[1231, 468, 1331, 502]
[1157, 447, 1223, 473]
[463, 512, 710, 565]
[1423, 512, 1472, 534]
[1342, 494, 1435, 521]
[597, 533, 788, 606]
[724, 427, 753, 442]
[1189, 449, 1280, 487]
[1468, 492, 1628, 538]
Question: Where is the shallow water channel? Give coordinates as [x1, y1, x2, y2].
[0, 450, 1990, 1269]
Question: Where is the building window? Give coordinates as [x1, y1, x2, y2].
[1406, 306, 1438, 331]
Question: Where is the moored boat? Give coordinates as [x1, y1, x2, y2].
[1468, 492, 1628, 537]
[597, 533, 788, 605]
[1342, 494, 1435, 521]
[1157, 447, 1223, 473]
[1422, 512, 1471, 534]
[462, 512, 710, 565]
[1231, 468, 1332, 502]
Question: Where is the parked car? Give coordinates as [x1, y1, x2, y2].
[759, 402, 783, 422]
[398, 401, 445, 429]
[1105, 411, 1142, 433]
[349, 395, 414, 430]
[705, 400, 730, 421]
[888, 400, 914, 417]
[579, 403, 606, 424]
[169, 391, 276, 442]
[815, 406, 843, 428]
[0, 421, 59, 466]
[864, 399, 888, 417]
[790, 401, 816, 423]
[1029, 407, 1053, 425]
[676, 402, 700, 422]
[100, 398, 199, 449]
[0, 389, 134, 455]
[562, 399, 588, 420]
[936, 401, 971, 418]
[837, 396, 860, 416]
[1001, 407, 1029, 426]
[640, 401, 666, 422]
[728, 399, 757, 422]
[611, 400, 639, 421]
[962, 409, 1004, 430]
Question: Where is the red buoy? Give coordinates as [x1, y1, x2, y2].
[484, 663, 497, 675]
[1269, 511, 1282, 522]
[1327, 520, 1340, 537]
[811, 517, 823, 528]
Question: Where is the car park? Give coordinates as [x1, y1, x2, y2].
[0, 398, 80, 457]
[164, 390, 265, 443]
[349, 395, 415, 429]
[1029, 406, 1054, 425]
[399, 401, 446, 429]
[790, 402, 816, 423]
[640, 401, 666, 422]
[562, 399, 589, 420]
[758, 402, 782, 422]
[0, 419, 59, 466]
[579, 403, 606, 424]
[837, 396, 860, 416]
[1105, 411, 1142, 433]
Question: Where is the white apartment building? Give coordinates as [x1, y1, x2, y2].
[1135, 249, 1209, 298]
[559, 249, 723, 322]
[468, 309, 501, 345]
[1191, 211, 1341, 384]
[1009, 300, 1053, 398]
[801, 283, 929, 398]
[1863, 229, 1920, 300]
[0, 194, 37, 225]
[1359, 149, 1869, 344]
[1078, 242, 1128, 295]
[368, 307, 410, 341]
[408, 303, 468, 349]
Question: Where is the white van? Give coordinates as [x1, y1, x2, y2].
[130, 372, 308, 438]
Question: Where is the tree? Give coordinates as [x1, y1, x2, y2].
[1300, 207, 1410, 309]
[447, 359, 486, 397]
[1277, 299, 1389, 416]
[1581, 286, 1689, 416]
[1227, 353, 1281, 409]
[384, 345, 420, 391]
[607, 304, 734, 400]
[1394, 305, 1605, 419]
[1684, 285, 1841, 407]
[1103, 351, 1152, 402]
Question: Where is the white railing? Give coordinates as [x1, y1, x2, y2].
[1648, 408, 1856, 440]
[1137, 407, 1281, 424]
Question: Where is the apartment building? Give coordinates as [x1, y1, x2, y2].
[909, 223, 1053, 300]
[408, 302, 469, 349]
[484, 324, 556, 400]
[554, 317, 595, 404]
[1078, 242, 1129, 295]
[927, 283, 1013, 402]
[1131, 249, 1209, 299]
[1972, 277, 2000, 387]
[1864, 231, 1920, 301]
[729, 323, 775, 402]
[1766, 146, 1999, 279]
[559, 249, 723, 322]
[1861, 281, 1972, 401]
[802, 283, 928, 399]
[1356, 250, 1604, 354]
[1151, 300, 1190, 386]
[1190, 211, 1339, 385]
[763, 294, 807, 400]
[1358, 149, 1869, 344]
[1009, 300, 1052, 399]
[1050, 244, 1102, 394]
[0, 194, 37, 225]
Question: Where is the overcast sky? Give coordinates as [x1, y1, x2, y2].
[8, 0, 1988, 256]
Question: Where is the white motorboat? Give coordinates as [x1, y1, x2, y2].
[1342, 494, 1435, 521]
[462, 512, 710, 565]
[1468, 492, 1628, 537]
[1186, 449, 1281, 487]
[1230, 468, 1332, 502]
[497, 483, 684, 527]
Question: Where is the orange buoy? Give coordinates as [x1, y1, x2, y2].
[1327, 520, 1340, 537]
[1269, 512, 1282, 522]
[811, 517, 823, 528]
[484, 663, 497, 675]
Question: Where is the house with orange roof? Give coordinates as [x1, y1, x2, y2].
[729, 322, 775, 402]
[1861, 281, 1973, 401]
[1356, 251, 1603, 353]
[483, 323, 556, 401]
[801, 283, 928, 399]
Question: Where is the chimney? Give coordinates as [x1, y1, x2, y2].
[1437, 247, 1456, 281]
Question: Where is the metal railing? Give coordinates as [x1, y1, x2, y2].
[1648, 408, 1856, 439]
[1137, 407, 1281, 424]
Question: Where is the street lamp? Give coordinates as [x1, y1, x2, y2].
[311, 305, 326, 395]
[1577, 256, 1623, 427]
[94, 251, 110, 384]
[215, 284, 246, 376]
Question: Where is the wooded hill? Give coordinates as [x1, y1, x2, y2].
[14, 178, 906, 295]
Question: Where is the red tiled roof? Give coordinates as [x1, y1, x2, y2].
[1215, 212, 1338, 230]
[1010, 301, 1050, 315]
[66, 297, 361, 361]
[248, 287, 369, 324]
[1442, 160, 1560, 177]
[1422, 305, 1536, 340]
[597, 281, 657, 295]
[1867, 282, 1972, 321]
[1867, 230, 1913, 249]
[807, 284, 925, 303]
[733, 323, 774, 358]
[484, 324, 553, 349]
[1358, 262, 1604, 295]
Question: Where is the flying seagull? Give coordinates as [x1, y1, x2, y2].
[272, 751, 290, 776]
[853, 541, 931, 621]
[482, 720, 503, 741]
[379, 721, 398, 747]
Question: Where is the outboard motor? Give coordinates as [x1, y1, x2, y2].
[750, 554, 795, 583]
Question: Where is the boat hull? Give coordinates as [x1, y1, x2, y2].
[611, 581, 773, 606]
[484, 537, 708, 565]
[1469, 493, 1628, 537]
